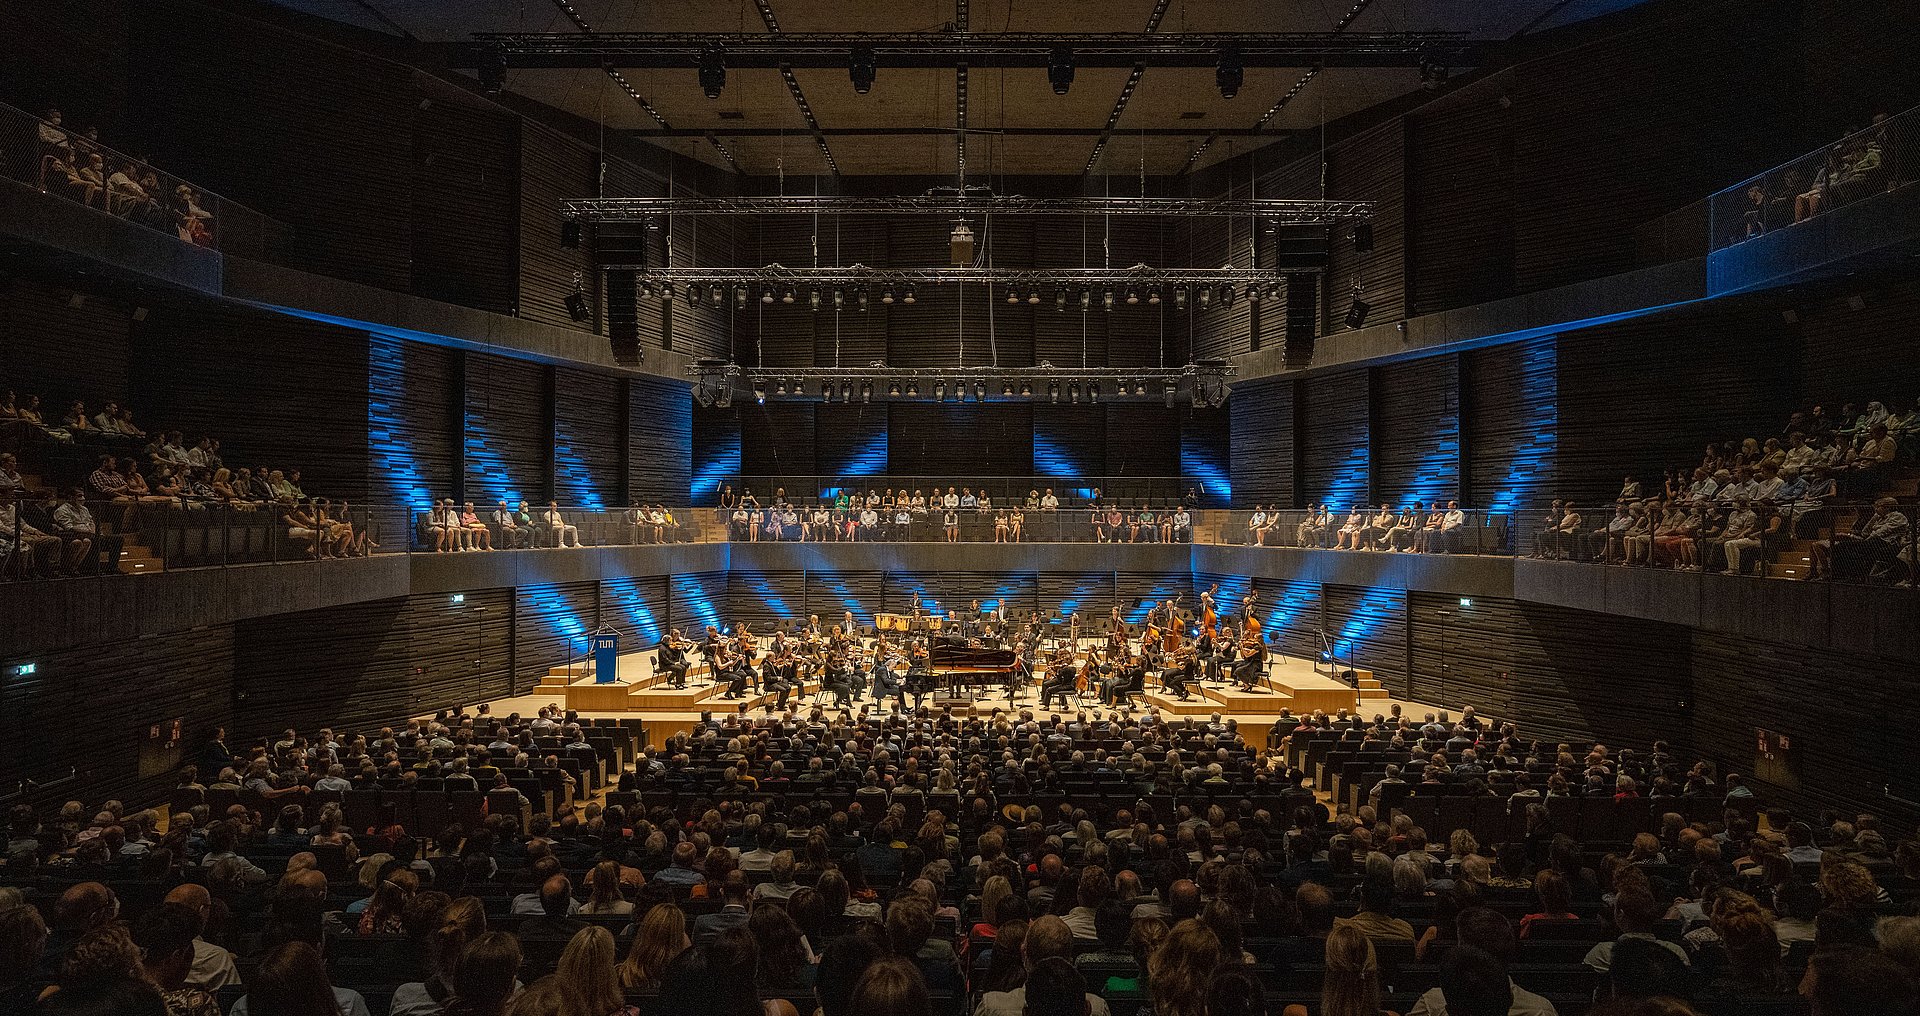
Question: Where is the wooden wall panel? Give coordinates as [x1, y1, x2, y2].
[1114, 571, 1195, 624]
[887, 404, 1034, 478]
[518, 123, 596, 331]
[630, 377, 693, 503]
[599, 156, 669, 345]
[803, 570, 888, 629]
[1181, 408, 1232, 507]
[669, 571, 728, 633]
[814, 406, 891, 480]
[368, 335, 459, 507]
[127, 1, 413, 290]
[739, 404, 817, 479]
[669, 196, 740, 359]
[514, 582, 600, 692]
[1794, 280, 1920, 406]
[1690, 629, 1916, 822]
[1323, 584, 1409, 696]
[1462, 338, 1556, 514]
[1106, 406, 1182, 479]
[412, 98, 518, 315]
[690, 406, 742, 505]
[1229, 377, 1295, 507]
[1320, 122, 1406, 335]
[727, 570, 808, 628]
[1250, 577, 1324, 664]
[1034, 571, 1119, 624]
[600, 574, 671, 648]
[1031, 406, 1107, 482]
[1, 278, 136, 412]
[553, 367, 622, 508]
[0, 622, 236, 808]
[235, 589, 517, 745]
[1406, 96, 1515, 316]
[1372, 355, 1460, 507]
[134, 304, 371, 500]
[463, 353, 551, 504]
[1299, 368, 1371, 509]
[1554, 310, 1796, 503]
[881, 572, 1040, 622]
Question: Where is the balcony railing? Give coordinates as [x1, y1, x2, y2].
[0, 99, 290, 260]
[705, 475, 1223, 508]
[1709, 105, 1919, 253]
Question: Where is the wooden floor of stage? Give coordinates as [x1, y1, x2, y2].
[466, 638, 1413, 747]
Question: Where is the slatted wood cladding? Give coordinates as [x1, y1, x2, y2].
[1251, 577, 1324, 663]
[739, 404, 817, 478]
[1187, 174, 1257, 360]
[814, 406, 891, 478]
[1230, 377, 1296, 507]
[668, 181, 741, 360]
[728, 570, 810, 629]
[411, 97, 518, 315]
[1181, 409, 1232, 507]
[887, 404, 1035, 476]
[1801, 0, 1920, 133]
[1462, 338, 1557, 513]
[1405, 592, 1693, 749]
[0, 1, 128, 133]
[125, 0, 413, 290]
[1319, 122, 1406, 336]
[1372, 355, 1460, 507]
[1690, 629, 1918, 822]
[1, 278, 135, 411]
[132, 302, 371, 499]
[367, 335, 460, 507]
[514, 581, 600, 693]
[1507, 0, 1802, 293]
[518, 123, 597, 331]
[600, 574, 671, 647]
[1794, 280, 1920, 405]
[629, 377, 694, 503]
[1323, 583, 1410, 695]
[802, 570, 888, 628]
[1033, 219, 1109, 368]
[1405, 94, 1515, 316]
[463, 353, 551, 505]
[1553, 309, 1796, 502]
[599, 156, 669, 348]
[1106, 406, 1181, 478]
[235, 589, 518, 743]
[1031, 406, 1107, 479]
[552, 367, 622, 508]
[1299, 368, 1371, 509]
[670, 571, 729, 633]
[691, 408, 742, 505]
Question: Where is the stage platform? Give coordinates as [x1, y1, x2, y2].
[521, 637, 1390, 746]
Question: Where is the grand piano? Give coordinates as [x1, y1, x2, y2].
[928, 641, 1018, 697]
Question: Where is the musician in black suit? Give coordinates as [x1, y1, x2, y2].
[1161, 649, 1196, 700]
[821, 650, 856, 707]
[1230, 634, 1266, 692]
[1194, 629, 1218, 682]
[718, 650, 751, 700]
[764, 648, 796, 711]
[1101, 656, 1143, 706]
[873, 652, 905, 712]
[868, 636, 894, 701]
[1039, 655, 1078, 711]
[657, 629, 692, 689]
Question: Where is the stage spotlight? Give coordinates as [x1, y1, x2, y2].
[1049, 382, 1060, 403]
[782, 288, 796, 304]
[1021, 383, 1033, 397]
[563, 289, 589, 323]
[710, 286, 724, 306]
[1048, 46, 1075, 95]
[1148, 288, 1161, 305]
[1055, 288, 1068, 310]
[881, 287, 895, 305]
[820, 381, 833, 398]
[906, 380, 919, 397]
[1079, 289, 1092, 310]
[658, 282, 676, 300]
[902, 285, 917, 304]
[479, 45, 507, 94]
[935, 381, 946, 403]
[849, 46, 877, 94]
[833, 287, 845, 309]
[685, 283, 703, 305]
[1134, 382, 1147, 396]
[1070, 383, 1080, 404]
[1174, 285, 1188, 309]
[1027, 289, 1041, 305]
[1126, 289, 1140, 306]
[1002, 382, 1015, 398]
[889, 381, 902, 397]
[698, 46, 727, 99]
[861, 382, 872, 403]
[809, 289, 821, 311]
[974, 382, 986, 401]
[753, 379, 767, 404]
[1420, 56, 1449, 90]
[1218, 284, 1236, 307]
[1216, 47, 1244, 99]
[735, 286, 749, 309]
[560, 220, 582, 248]
[775, 381, 788, 396]
[1349, 221, 1374, 252]
[1198, 286, 1212, 309]
[840, 382, 853, 402]
[1088, 382, 1099, 403]
[1007, 288, 1021, 305]
[639, 282, 654, 299]
[858, 289, 870, 311]
[1102, 289, 1115, 311]
[1165, 382, 1178, 408]
[761, 287, 775, 304]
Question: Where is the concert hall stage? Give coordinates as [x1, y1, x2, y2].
[513, 636, 1392, 745]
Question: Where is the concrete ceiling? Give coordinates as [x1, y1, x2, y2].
[273, 0, 1648, 177]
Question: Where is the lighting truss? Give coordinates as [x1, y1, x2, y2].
[563, 193, 1370, 223]
[618, 264, 1298, 285]
[464, 32, 1483, 70]
[692, 361, 1238, 408]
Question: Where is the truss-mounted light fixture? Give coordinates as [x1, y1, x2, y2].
[685, 362, 1235, 408]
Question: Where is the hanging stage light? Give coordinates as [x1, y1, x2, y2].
[833, 288, 846, 309]
[1079, 289, 1092, 311]
[761, 287, 776, 304]
[1148, 288, 1161, 305]
[809, 289, 822, 311]
[1125, 289, 1140, 306]
[1216, 47, 1244, 99]
[849, 46, 877, 94]
[1007, 288, 1021, 305]
[735, 286, 749, 308]
[781, 288, 796, 304]
[1174, 285, 1188, 309]
[934, 381, 947, 402]
[1102, 290, 1115, 312]
[889, 381, 902, 397]
[1048, 46, 1075, 95]
[902, 285, 917, 305]
[881, 287, 896, 305]
[905, 380, 919, 397]
[1055, 288, 1068, 311]
[861, 382, 872, 403]
[1027, 290, 1041, 305]
[698, 45, 727, 99]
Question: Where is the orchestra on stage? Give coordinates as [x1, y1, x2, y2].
[650, 581, 1277, 713]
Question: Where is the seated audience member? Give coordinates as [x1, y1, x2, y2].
[493, 500, 529, 548]
[229, 940, 371, 1016]
[976, 915, 1112, 1016]
[1583, 887, 1689, 973]
[541, 501, 582, 548]
[1280, 923, 1393, 1016]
